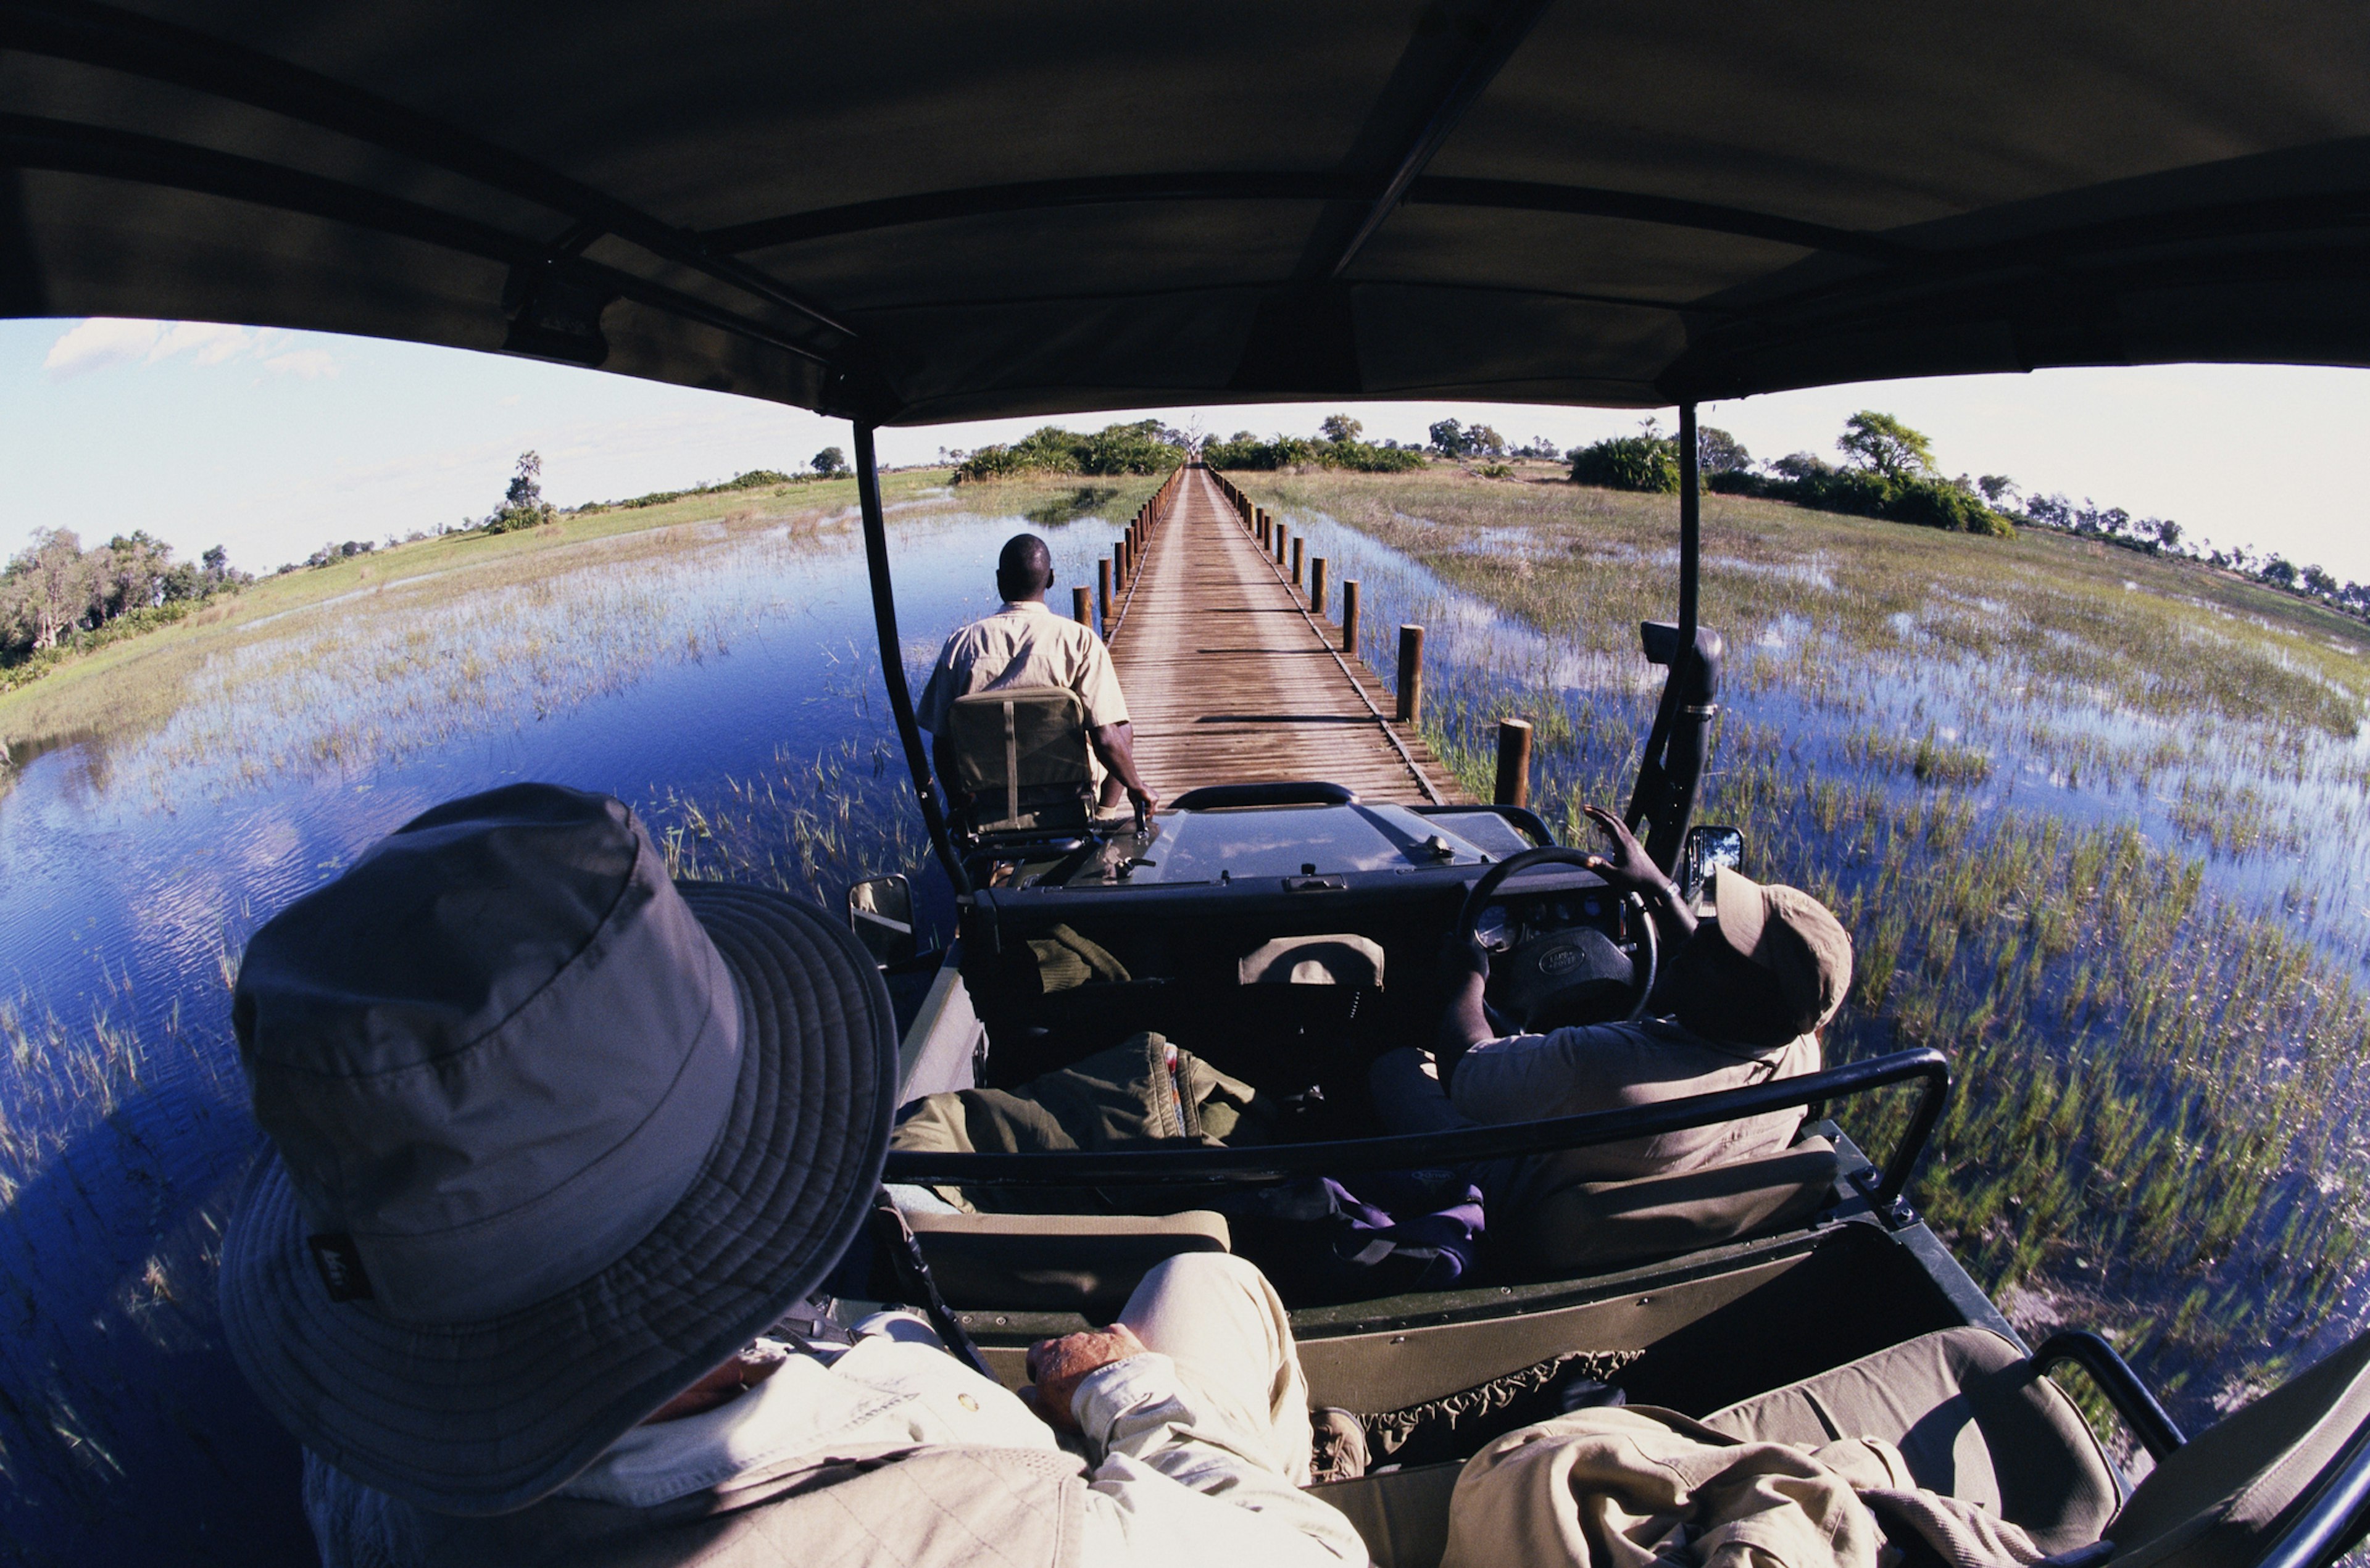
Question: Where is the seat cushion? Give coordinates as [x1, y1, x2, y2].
[2108, 1328, 2370, 1568]
[1703, 1326, 2119, 1554]
[1309, 1461, 1462, 1568]
[1515, 1137, 1842, 1274]
[906, 1209, 1229, 1313]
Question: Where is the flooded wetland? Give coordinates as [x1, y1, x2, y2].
[4, 460, 2368, 1555]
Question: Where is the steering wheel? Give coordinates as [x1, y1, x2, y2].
[1455, 847, 1660, 1029]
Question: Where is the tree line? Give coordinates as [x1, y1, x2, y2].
[1, 528, 247, 681]
[1570, 411, 2013, 537]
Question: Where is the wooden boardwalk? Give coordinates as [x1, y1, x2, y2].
[1106, 465, 1469, 806]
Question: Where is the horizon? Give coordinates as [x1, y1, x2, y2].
[6, 315, 2369, 581]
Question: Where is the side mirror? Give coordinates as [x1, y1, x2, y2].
[847, 873, 917, 968]
[1679, 825, 1744, 900]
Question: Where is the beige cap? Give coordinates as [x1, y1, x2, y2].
[1711, 869, 1854, 1032]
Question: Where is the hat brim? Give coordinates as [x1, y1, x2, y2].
[218, 882, 898, 1516]
[1711, 867, 1769, 959]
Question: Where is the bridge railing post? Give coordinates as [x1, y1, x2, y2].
[1396, 624, 1424, 723]
[1073, 585, 1092, 627]
[1494, 718, 1533, 807]
[1291, 536, 1304, 591]
[1099, 557, 1112, 620]
[1310, 557, 1328, 616]
[1342, 580, 1361, 654]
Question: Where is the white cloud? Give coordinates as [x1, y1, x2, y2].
[262, 349, 338, 380]
[42, 317, 336, 380]
[44, 318, 162, 378]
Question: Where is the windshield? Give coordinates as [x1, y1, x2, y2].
[1118, 803, 1500, 884]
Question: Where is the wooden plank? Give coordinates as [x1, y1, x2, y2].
[1108, 467, 1471, 806]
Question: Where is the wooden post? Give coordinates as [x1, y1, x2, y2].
[1494, 718, 1533, 807]
[1342, 579, 1361, 653]
[1291, 536, 1304, 589]
[1117, 537, 1129, 581]
[1396, 624, 1424, 723]
[1073, 585, 1093, 627]
[1097, 557, 1112, 619]
[1310, 556, 1328, 616]
[1274, 526, 1287, 566]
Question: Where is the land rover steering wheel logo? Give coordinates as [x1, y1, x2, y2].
[1537, 944, 1585, 976]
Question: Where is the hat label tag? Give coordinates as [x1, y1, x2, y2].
[308, 1234, 375, 1301]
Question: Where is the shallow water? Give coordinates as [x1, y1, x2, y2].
[0, 496, 1131, 1566]
[8, 486, 2370, 1558]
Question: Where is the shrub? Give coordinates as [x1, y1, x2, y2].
[1205, 434, 1423, 472]
[1569, 434, 1679, 492]
[1732, 464, 2011, 537]
[955, 420, 1184, 482]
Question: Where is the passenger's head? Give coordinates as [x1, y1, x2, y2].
[216, 782, 896, 1514]
[996, 533, 1055, 602]
[1668, 871, 1852, 1048]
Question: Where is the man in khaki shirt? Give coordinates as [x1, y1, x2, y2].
[1374, 803, 1850, 1192]
[917, 533, 1158, 816]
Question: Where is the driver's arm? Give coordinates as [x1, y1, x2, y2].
[1582, 804, 1696, 947]
[1434, 937, 1495, 1090]
[929, 731, 968, 811]
[1089, 721, 1159, 815]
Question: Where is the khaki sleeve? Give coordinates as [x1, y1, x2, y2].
[1074, 633, 1131, 728]
[915, 637, 962, 734]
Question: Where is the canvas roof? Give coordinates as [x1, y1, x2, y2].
[6, 1, 2370, 425]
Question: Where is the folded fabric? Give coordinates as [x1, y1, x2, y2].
[1218, 1170, 1486, 1303]
[1442, 1404, 2050, 1568]
[890, 1034, 1274, 1213]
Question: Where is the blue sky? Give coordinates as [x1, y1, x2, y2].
[6, 315, 2368, 579]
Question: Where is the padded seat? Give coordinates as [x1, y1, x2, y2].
[905, 1209, 1229, 1313]
[944, 687, 1094, 837]
[1702, 1325, 2120, 1554]
[1512, 1135, 1843, 1276]
[1310, 1462, 1461, 1568]
[2105, 1327, 2370, 1568]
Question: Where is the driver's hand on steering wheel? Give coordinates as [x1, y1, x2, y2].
[1579, 804, 1675, 903]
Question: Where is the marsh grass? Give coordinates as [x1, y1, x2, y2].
[0, 466, 1161, 1544]
[1249, 468, 2370, 1430]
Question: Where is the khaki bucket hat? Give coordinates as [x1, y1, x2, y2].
[217, 783, 897, 1515]
[1710, 869, 1854, 1033]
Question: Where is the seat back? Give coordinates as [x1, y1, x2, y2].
[1512, 1136, 1842, 1275]
[2108, 1329, 2370, 1568]
[905, 1209, 1231, 1313]
[1703, 1325, 2120, 1555]
[945, 687, 1094, 835]
[1309, 1462, 1462, 1568]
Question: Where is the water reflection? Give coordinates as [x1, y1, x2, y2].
[0, 487, 1137, 1565]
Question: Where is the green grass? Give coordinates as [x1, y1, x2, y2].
[1245, 467, 2370, 1427]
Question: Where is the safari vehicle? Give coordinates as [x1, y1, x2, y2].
[19, 4, 2370, 1566]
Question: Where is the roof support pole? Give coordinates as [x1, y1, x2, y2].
[855, 425, 973, 897]
[1623, 402, 1719, 873]
[1678, 400, 1700, 649]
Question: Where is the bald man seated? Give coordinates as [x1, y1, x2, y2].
[917, 533, 1158, 818]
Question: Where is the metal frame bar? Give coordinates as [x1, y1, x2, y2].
[702, 169, 1905, 265]
[2030, 1330, 2187, 1462]
[0, 112, 835, 368]
[854, 425, 972, 897]
[884, 1046, 1949, 1197]
[1622, 400, 1703, 863]
[2, 0, 852, 341]
[2253, 1419, 2370, 1568]
[1324, 0, 1559, 279]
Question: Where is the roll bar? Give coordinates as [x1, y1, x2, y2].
[2030, 1330, 2187, 1462]
[855, 424, 973, 896]
[884, 1046, 1950, 1205]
